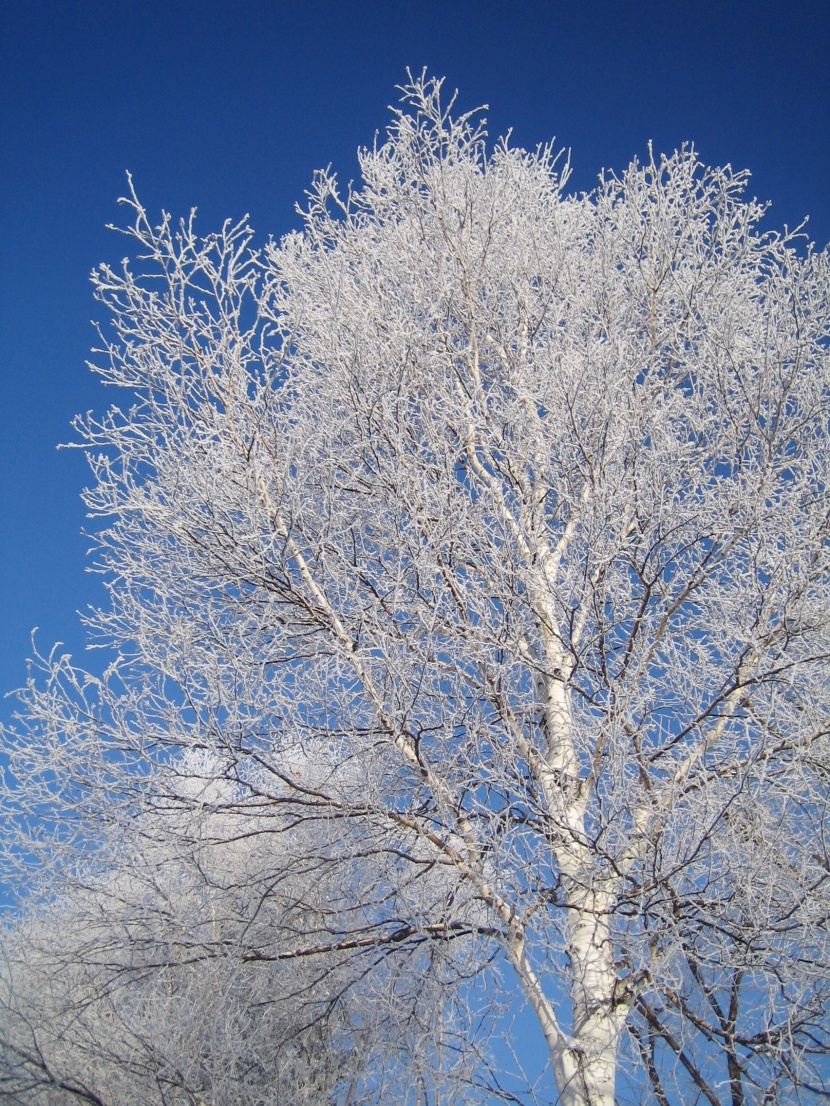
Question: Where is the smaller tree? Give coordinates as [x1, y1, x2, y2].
[1, 748, 494, 1105]
[3, 74, 830, 1105]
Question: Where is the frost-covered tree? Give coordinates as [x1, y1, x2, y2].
[2, 74, 830, 1105]
[1, 752, 484, 1106]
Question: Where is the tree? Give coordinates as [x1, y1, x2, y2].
[1, 751, 485, 1106]
[2, 73, 830, 1105]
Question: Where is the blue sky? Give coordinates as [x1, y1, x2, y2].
[1, 0, 828, 707]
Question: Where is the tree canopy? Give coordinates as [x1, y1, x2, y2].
[2, 74, 830, 1106]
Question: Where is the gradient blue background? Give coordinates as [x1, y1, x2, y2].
[1, 0, 828, 706]
[0, 1, 828, 1089]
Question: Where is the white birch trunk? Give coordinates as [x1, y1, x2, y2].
[532, 595, 624, 1106]
[559, 889, 621, 1106]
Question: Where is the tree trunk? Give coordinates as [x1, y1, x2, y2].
[558, 890, 621, 1106]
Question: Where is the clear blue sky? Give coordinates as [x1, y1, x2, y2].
[1, 0, 828, 707]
